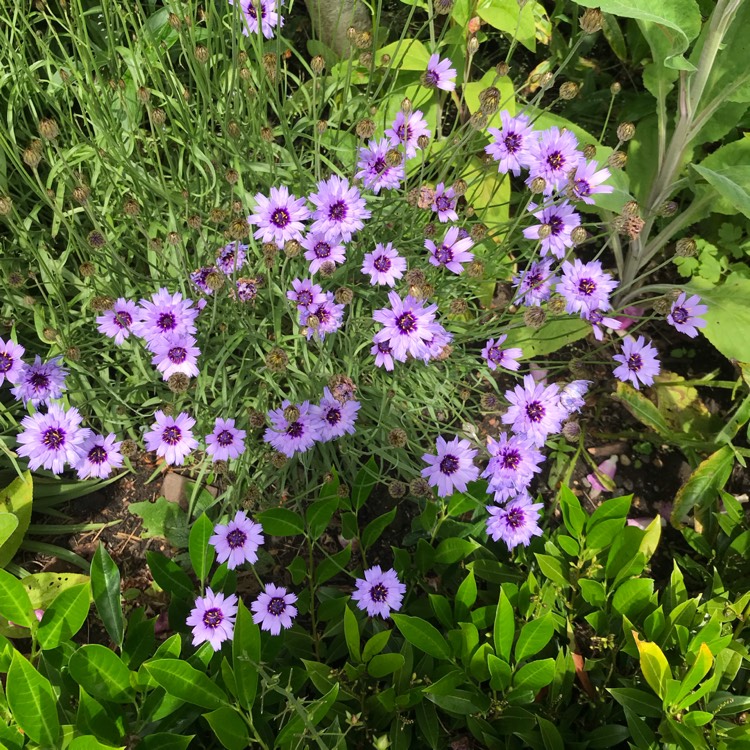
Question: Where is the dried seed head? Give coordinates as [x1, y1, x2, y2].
[338, 484, 350, 499]
[470, 223, 487, 242]
[187, 214, 202, 230]
[423, 223, 436, 238]
[538, 71, 554, 89]
[123, 197, 141, 216]
[167, 373, 191, 393]
[417, 134, 430, 150]
[260, 126, 274, 143]
[580, 7, 603, 33]
[87, 230, 106, 248]
[524, 306, 546, 329]
[120, 439, 138, 457]
[248, 409, 266, 428]
[547, 295, 567, 315]
[262, 53, 277, 78]
[225, 168, 239, 185]
[151, 108, 166, 126]
[652, 296, 672, 315]
[495, 61, 510, 77]
[265, 347, 289, 373]
[355, 118, 376, 139]
[270, 451, 288, 469]
[479, 86, 501, 115]
[412, 283, 434, 300]
[658, 200, 678, 218]
[608, 151, 627, 169]
[168, 12, 181, 28]
[7, 271, 24, 288]
[530, 176, 546, 194]
[328, 374, 356, 403]
[480, 393, 501, 411]
[73, 185, 90, 205]
[582, 144, 597, 161]
[23, 142, 43, 168]
[467, 260, 485, 278]
[616, 122, 636, 142]
[316, 120, 328, 134]
[359, 52, 373, 67]
[449, 298, 468, 315]
[149, 238, 163, 252]
[205, 270, 225, 291]
[562, 421, 581, 441]
[210, 207, 227, 223]
[311, 55, 325, 75]
[388, 480, 407, 499]
[570, 226, 588, 245]
[470, 111, 488, 130]
[227, 121, 241, 139]
[283, 405, 300, 422]
[410, 477, 432, 497]
[346, 26, 358, 40]
[229, 217, 249, 239]
[78, 262, 96, 278]
[232, 200, 243, 214]
[354, 30, 372, 49]
[335, 286, 354, 305]
[0, 196, 12, 216]
[622, 200, 640, 217]
[434, 0, 453, 14]
[467, 35, 479, 55]
[318, 261, 336, 277]
[65, 346, 80, 362]
[243, 485, 261, 508]
[385, 149, 403, 168]
[284, 239, 301, 258]
[451, 179, 468, 197]
[388, 428, 408, 448]
[559, 81, 579, 100]
[405, 269, 426, 287]
[166, 231, 179, 246]
[675, 237, 697, 257]
[42, 326, 58, 342]
[91, 295, 114, 312]
[305, 314, 320, 330]
[38, 118, 59, 140]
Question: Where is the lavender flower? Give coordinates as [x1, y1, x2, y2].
[512, 258, 557, 307]
[667, 292, 708, 338]
[385, 110, 430, 158]
[373, 292, 441, 362]
[11, 355, 68, 407]
[482, 336, 522, 372]
[612, 336, 660, 390]
[523, 201, 580, 259]
[300, 293, 345, 341]
[150, 334, 200, 380]
[361, 243, 407, 287]
[209, 510, 263, 569]
[248, 186, 309, 249]
[352, 566, 406, 619]
[252, 584, 297, 635]
[355, 139, 405, 194]
[431, 182, 458, 223]
[569, 160, 613, 204]
[526, 127, 583, 194]
[425, 226, 475, 274]
[300, 232, 346, 274]
[97, 298, 139, 345]
[420, 328, 453, 364]
[421, 436, 479, 497]
[584, 310, 622, 341]
[231, 0, 283, 40]
[486, 495, 543, 549]
[557, 259, 618, 317]
[485, 112, 535, 175]
[287, 278, 326, 310]
[191, 267, 218, 296]
[216, 242, 247, 275]
[502, 374, 564, 446]
[559, 379, 592, 417]
[132, 289, 198, 346]
[75, 432, 123, 479]
[16, 404, 87, 475]
[205, 418, 247, 461]
[310, 387, 360, 441]
[143, 411, 198, 466]
[0, 338, 25, 386]
[371, 340, 395, 371]
[186, 588, 238, 650]
[483, 433, 544, 503]
[423, 53, 457, 91]
[263, 400, 317, 457]
[237, 277, 260, 302]
[309, 175, 371, 242]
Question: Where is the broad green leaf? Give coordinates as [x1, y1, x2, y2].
[0, 515, 19, 549]
[37, 582, 91, 649]
[129, 497, 187, 542]
[352, 457, 379, 511]
[69, 645, 135, 703]
[515, 614, 555, 661]
[433, 537, 479, 564]
[587, 494, 632, 529]
[608, 687, 665, 718]
[415, 700, 440, 749]
[612, 578, 654, 621]
[475, 0, 537, 51]
[362, 630, 391, 662]
[534, 554, 570, 589]
[139, 734, 194, 750]
[254, 507, 304, 537]
[146, 551, 195, 600]
[512, 658, 556, 692]
[559, 486, 585, 538]
[537, 716, 564, 750]
[392, 614, 451, 659]
[188, 513, 215, 583]
[0, 471, 32, 568]
[455, 570, 477, 617]
[367, 652, 405, 678]
[493, 589, 514, 661]
[7, 651, 60, 746]
[487, 654, 512, 691]
[203, 705, 250, 750]
[361, 507, 396, 551]
[671, 446, 734, 525]
[0, 570, 32, 628]
[145, 659, 228, 709]
[673, 643, 713, 707]
[693, 164, 750, 220]
[91, 544, 124, 648]
[344, 605, 361, 663]
[503, 318, 591, 359]
[623, 707, 659, 750]
[579, 579, 606, 607]
[233, 600, 260, 711]
[633, 632, 671, 699]
[68, 738, 124, 750]
[613, 382, 675, 439]
[374, 39, 430, 70]
[76, 687, 125, 745]
[306, 494, 339, 540]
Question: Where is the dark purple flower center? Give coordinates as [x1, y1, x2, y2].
[227, 529, 247, 548]
[526, 401, 545, 423]
[506, 507, 525, 528]
[168, 347, 187, 364]
[217, 430, 234, 446]
[488, 346, 504, 364]
[372, 158, 387, 175]
[396, 311, 417, 334]
[157, 312, 177, 332]
[439, 454, 459, 475]
[548, 216, 563, 236]
[286, 421, 304, 438]
[0, 353, 11, 373]
[373, 254, 391, 272]
[42, 427, 65, 450]
[504, 132, 521, 153]
[525, 270, 543, 290]
[671, 306, 688, 324]
[162, 425, 182, 445]
[435, 245, 453, 265]
[574, 179, 590, 197]
[30, 372, 50, 390]
[424, 70, 439, 87]
[370, 583, 388, 602]
[88, 446, 108, 465]
[547, 151, 564, 170]
[500, 449, 520, 470]
[329, 200, 347, 221]
[377, 341, 391, 354]
[317, 305, 331, 325]
[237, 281, 257, 301]
[296, 290, 313, 306]
[577, 278, 596, 296]
[325, 408, 341, 426]
[627, 353, 643, 372]
[396, 123, 411, 142]
[271, 208, 290, 228]
[114, 310, 133, 329]
[314, 242, 331, 259]
[244, 0, 265, 19]
[268, 596, 286, 616]
[435, 195, 452, 213]
[203, 607, 224, 628]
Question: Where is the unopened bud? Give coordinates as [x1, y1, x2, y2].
[78, 262, 96, 278]
[622, 200, 640, 217]
[470, 112, 487, 130]
[284, 239, 301, 258]
[608, 151, 627, 169]
[266, 347, 289, 372]
[417, 134, 430, 150]
[582, 143, 597, 160]
[168, 373, 191, 393]
[0, 196, 13, 216]
[401, 97, 412, 114]
[467, 35, 479, 55]
[580, 7, 603, 34]
[610, 81, 622, 95]
[559, 81, 579, 100]
[548, 296, 566, 315]
[571, 226, 588, 245]
[479, 86, 501, 115]
[151, 108, 166, 126]
[194, 45, 209, 63]
[524, 306, 546, 329]
[355, 118, 376, 139]
[530, 176, 546, 194]
[284, 405, 300, 422]
[562, 421, 581, 441]
[38, 118, 59, 140]
[385, 149, 402, 167]
[335, 287, 354, 305]
[616, 122, 636, 142]
[316, 119, 328, 134]
[311, 55, 325, 75]
[388, 481, 407, 499]
[318, 261, 336, 277]
[495, 61, 510, 77]
[675, 237, 697, 257]
[658, 200, 679, 217]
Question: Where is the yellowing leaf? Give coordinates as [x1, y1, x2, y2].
[633, 631, 671, 699]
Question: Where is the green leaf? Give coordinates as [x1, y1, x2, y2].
[361, 507, 397, 551]
[515, 614, 555, 661]
[503, 318, 591, 360]
[671, 446, 734, 525]
[146, 551, 194, 600]
[623, 707, 659, 750]
[487, 654, 512, 691]
[633, 632, 672, 699]
[673, 643, 713, 708]
[512, 658, 556, 692]
[352, 457, 379, 511]
[7, 651, 60, 746]
[344, 605, 361, 663]
[558, 533, 579, 557]
[693, 164, 750, 220]
[68, 738, 124, 750]
[433, 537, 479, 564]
[76, 687, 124, 745]
[534, 554, 570, 589]
[455, 570, 477, 618]
[0, 471, 32, 568]
[392, 614, 451, 659]
[587, 493, 632, 529]
[139, 734, 194, 750]
[0, 514, 19, 550]
[233, 600, 260, 711]
[0, 569, 33, 628]
[613, 382, 675, 439]
[416, 700, 440, 749]
[374, 38, 430, 70]
[537, 716, 564, 750]
[145, 659, 228, 709]
[475, 0, 537, 51]
[188, 513, 215, 583]
[362, 630, 391, 662]
[69, 645, 135, 703]
[275, 684, 339, 747]
[129, 497, 187, 542]
[367, 652, 405, 678]
[37, 581, 91, 649]
[91, 544, 124, 648]
[493, 589, 515, 662]
[559, 486, 586, 538]
[612, 578, 654, 621]
[306, 494, 339, 540]
[203, 706, 250, 750]
[254, 507, 304, 536]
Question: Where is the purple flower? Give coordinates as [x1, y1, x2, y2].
[236, 277, 260, 302]
[352, 566, 406, 619]
[75, 432, 124, 479]
[143, 411, 198, 466]
[559, 380, 591, 417]
[584, 310, 622, 341]
[248, 186, 309, 249]
[482, 336, 522, 371]
[667, 292, 708, 338]
[557, 259, 618, 317]
[385, 110, 430, 158]
[251, 583, 297, 635]
[425, 226, 474, 274]
[310, 387, 360, 442]
[361, 243, 406, 287]
[263, 400, 318, 457]
[186, 588, 238, 650]
[421, 436, 479, 497]
[431, 182, 458, 223]
[205, 418, 247, 461]
[486, 495, 543, 549]
[423, 53, 457, 91]
[287, 278, 326, 310]
[485, 112, 535, 176]
[569, 160, 613, 204]
[11, 355, 68, 407]
[526, 127, 583, 194]
[371, 340, 395, 371]
[373, 292, 442, 362]
[309, 175, 371, 242]
[16, 404, 87, 475]
[0, 338, 25, 386]
[209, 510, 263, 569]
[150, 334, 200, 380]
[230, 0, 283, 39]
[132, 289, 198, 346]
[216, 242, 247, 275]
[512, 258, 557, 307]
[420, 327, 453, 364]
[355, 138, 405, 194]
[300, 292, 345, 341]
[300, 232, 346, 274]
[502, 374, 564, 447]
[612, 336, 660, 390]
[190, 267, 218, 296]
[483, 433, 544, 503]
[96, 298, 139, 344]
[523, 201, 580, 259]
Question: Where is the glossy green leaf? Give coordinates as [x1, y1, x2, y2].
[493, 589, 514, 662]
[37, 581, 91, 649]
[69, 645, 135, 703]
[361, 507, 397, 551]
[233, 600, 260, 710]
[352, 457, 379, 511]
[455, 570, 477, 618]
[487, 654, 512, 691]
[0, 514, 19, 549]
[7, 651, 60, 746]
[76, 687, 125, 745]
[146, 551, 194, 600]
[306, 494, 338, 540]
[344, 605, 361, 663]
[203, 706, 250, 750]
[433, 537, 479, 564]
[515, 614, 555, 662]
[139, 734, 194, 750]
[392, 614, 450, 659]
[145, 659, 228, 709]
[671, 446, 734, 525]
[68, 737, 124, 750]
[367, 652, 405, 678]
[475, 0, 537, 51]
[512, 658, 556, 692]
[634, 632, 671, 699]
[254, 507, 304, 537]
[0, 471, 32, 568]
[559, 486, 586, 538]
[374, 38, 430, 70]
[188, 513, 215, 583]
[534, 554, 570, 589]
[0, 569, 32, 628]
[91, 544, 124, 648]
[503, 318, 592, 360]
[362, 630, 391, 662]
[612, 578, 654, 621]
